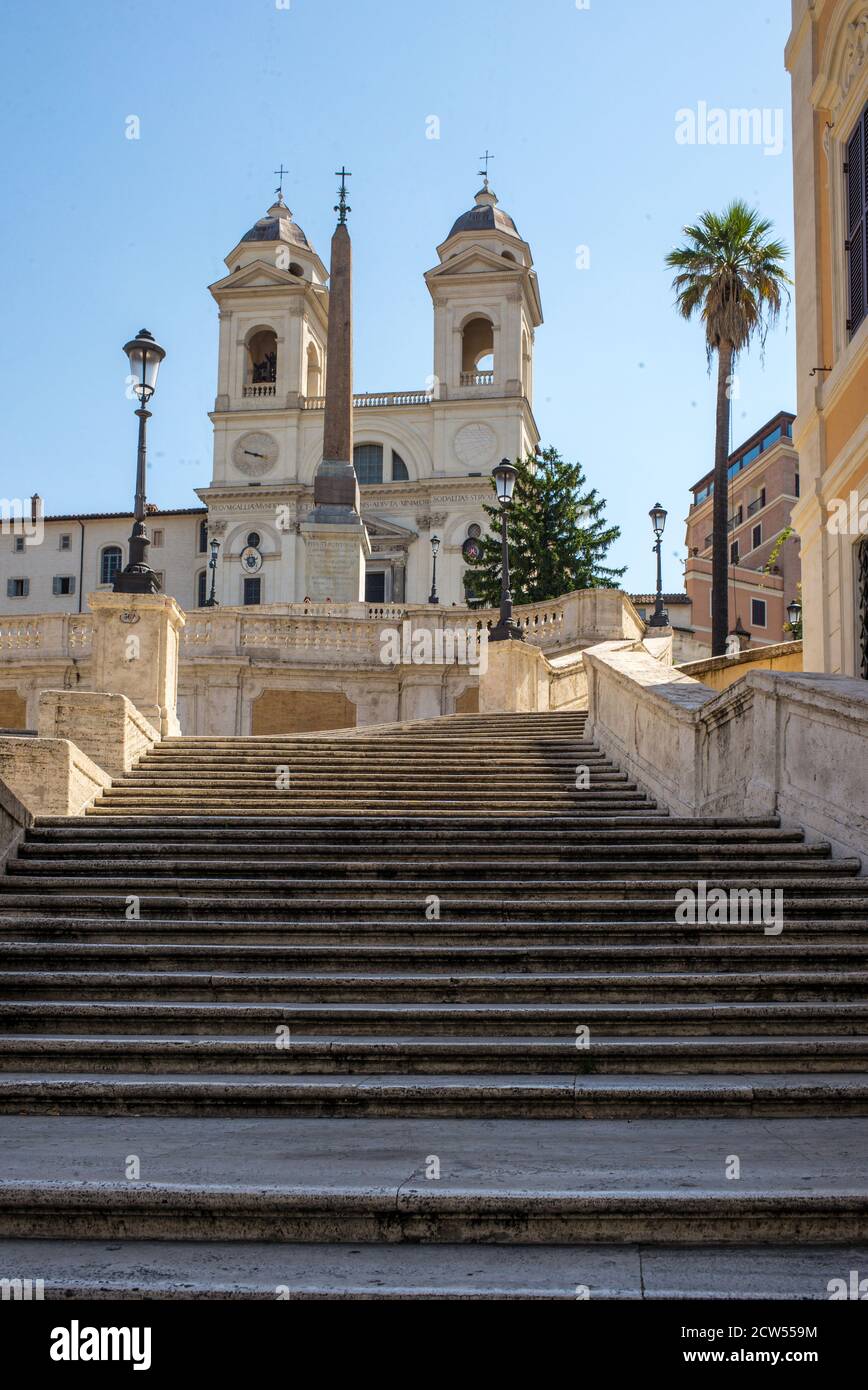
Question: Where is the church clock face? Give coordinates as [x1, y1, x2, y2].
[454, 422, 497, 470]
[232, 431, 278, 477]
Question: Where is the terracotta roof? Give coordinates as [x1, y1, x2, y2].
[43, 507, 207, 523]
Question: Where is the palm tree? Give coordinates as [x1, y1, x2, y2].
[666, 201, 790, 655]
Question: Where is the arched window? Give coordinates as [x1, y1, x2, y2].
[198, 519, 208, 553]
[197, 570, 208, 607]
[306, 342, 322, 397]
[461, 316, 494, 381]
[392, 451, 409, 481]
[354, 443, 383, 485]
[100, 545, 123, 585]
[245, 328, 277, 385]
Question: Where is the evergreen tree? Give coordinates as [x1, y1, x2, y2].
[464, 446, 624, 607]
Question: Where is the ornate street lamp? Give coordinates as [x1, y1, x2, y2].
[204, 536, 221, 607]
[428, 533, 440, 605]
[113, 329, 166, 594]
[489, 459, 524, 642]
[647, 502, 670, 627]
[786, 597, 803, 637]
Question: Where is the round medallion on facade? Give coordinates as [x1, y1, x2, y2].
[239, 545, 263, 573]
[232, 432, 278, 477]
[462, 536, 484, 563]
[454, 422, 497, 470]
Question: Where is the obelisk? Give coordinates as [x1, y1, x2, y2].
[300, 167, 370, 600]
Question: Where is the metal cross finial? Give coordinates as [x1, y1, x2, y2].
[478, 149, 494, 184]
[334, 166, 352, 224]
[273, 164, 289, 199]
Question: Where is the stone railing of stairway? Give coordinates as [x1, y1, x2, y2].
[0, 589, 645, 669]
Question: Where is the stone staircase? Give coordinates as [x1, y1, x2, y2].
[0, 709, 866, 1297]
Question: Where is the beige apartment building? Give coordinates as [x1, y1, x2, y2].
[786, 0, 868, 677]
[684, 411, 802, 648]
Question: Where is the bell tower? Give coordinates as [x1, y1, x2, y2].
[425, 176, 542, 404]
[207, 192, 330, 488]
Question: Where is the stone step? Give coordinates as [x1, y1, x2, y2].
[1, 894, 864, 922]
[5, 856, 853, 880]
[2, 915, 862, 946]
[44, 813, 784, 831]
[7, 940, 867, 973]
[1, 1034, 866, 1075]
[16, 834, 819, 858]
[3, 999, 866, 1036]
[0, 1072, 867, 1122]
[2, 967, 865, 1002]
[4, 1237, 862, 1299]
[29, 820, 792, 842]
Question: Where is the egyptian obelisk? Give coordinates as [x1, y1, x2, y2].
[300, 167, 370, 600]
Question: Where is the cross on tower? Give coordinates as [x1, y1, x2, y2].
[478, 149, 494, 183]
[334, 166, 352, 224]
[273, 163, 289, 199]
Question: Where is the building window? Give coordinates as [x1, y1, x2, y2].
[13, 536, 25, 553]
[858, 539, 868, 680]
[730, 540, 739, 564]
[100, 546, 123, 584]
[795, 473, 800, 497]
[752, 524, 762, 550]
[365, 570, 386, 603]
[751, 598, 767, 628]
[152, 528, 164, 548]
[354, 443, 383, 485]
[845, 102, 868, 339]
[246, 532, 261, 549]
[243, 577, 261, 605]
[197, 570, 208, 607]
[391, 451, 409, 481]
[198, 519, 208, 553]
[59, 534, 71, 551]
[7, 578, 28, 598]
[52, 576, 75, 596]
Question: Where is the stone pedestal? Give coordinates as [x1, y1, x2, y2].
[478, 638, 547, 713]
[299, 519, 371, 603]
[88, 591, 185, 736]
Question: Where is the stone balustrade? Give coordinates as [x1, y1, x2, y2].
[301, 390, 432, 410]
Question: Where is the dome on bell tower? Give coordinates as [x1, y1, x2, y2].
[445, 182, 521, 242]
[239, 194, 313, 251]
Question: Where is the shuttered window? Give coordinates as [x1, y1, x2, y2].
[846, 103, 868, 339]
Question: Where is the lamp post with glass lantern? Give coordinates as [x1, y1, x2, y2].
[428, 534, 440, 605]
[489, 459, 524, 642]
[648, 502, 670, 627]
[205, 536, 221, 607]
[113, 329, 166, 594]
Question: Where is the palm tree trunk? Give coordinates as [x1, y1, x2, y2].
[711, 341, 734, 656]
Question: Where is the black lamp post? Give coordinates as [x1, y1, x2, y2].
[204, 536, 221, 607]
[428, 534, 440, 605]
[113, 329, 166, 594]
[786, 597, 803, 637]
[489, 458, 524, 642]
[647, 502, 670, 627]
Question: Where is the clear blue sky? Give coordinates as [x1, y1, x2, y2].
[0, 0, 794, 594]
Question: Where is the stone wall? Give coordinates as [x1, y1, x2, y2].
[679, 640, 803, 692]
[0, 737, 110, 818]
[584, 639, 868, 868]
[37, 690, 160, 779]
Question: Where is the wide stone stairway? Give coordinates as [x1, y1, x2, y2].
[0, 709, 866, 1298]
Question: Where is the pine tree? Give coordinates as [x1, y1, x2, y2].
[464, 447, 624, 607]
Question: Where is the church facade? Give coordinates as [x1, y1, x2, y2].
[2, 180, 542, 615]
